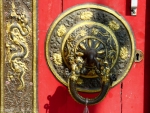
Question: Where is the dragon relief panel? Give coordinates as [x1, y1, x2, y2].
[3, 0, 34, 112]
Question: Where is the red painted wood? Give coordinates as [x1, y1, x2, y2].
[38, 0, 63, 113]
[121, 0, 146, 113]
[38, 0, 146, 113]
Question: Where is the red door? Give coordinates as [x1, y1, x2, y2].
[38, 0, 148, 113]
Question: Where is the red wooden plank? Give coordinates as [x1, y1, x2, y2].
[122, 0, 146, 112]
[63, 0, 127, 14]
[38, 0, 63, 113]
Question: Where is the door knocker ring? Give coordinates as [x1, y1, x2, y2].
[46, 4, 135, 105]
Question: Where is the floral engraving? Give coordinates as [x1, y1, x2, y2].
[92, 28, 99, 35]
[57, 25, 67, 37]
[108, 20, 120, 31]
[53, 53, 63, 65]
[80, 11, 93, 20]
[120, 47, 128, 60]
[80, 30, 87, 36]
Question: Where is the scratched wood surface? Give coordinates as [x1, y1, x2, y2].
[38, 0, 146, 113]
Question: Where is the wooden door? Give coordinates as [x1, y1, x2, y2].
[38, 0, 148, 113]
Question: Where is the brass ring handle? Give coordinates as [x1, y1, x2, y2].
[67, 50, 117, 104]
[68, 77, 110, 105]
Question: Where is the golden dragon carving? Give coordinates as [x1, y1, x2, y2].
[6, 0, 31, 90]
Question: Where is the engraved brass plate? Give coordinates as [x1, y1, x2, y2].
[46, 4, 135, 93]
[0, 0, 37, 112]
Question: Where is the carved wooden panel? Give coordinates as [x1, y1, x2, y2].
[0, 0, 37, 112]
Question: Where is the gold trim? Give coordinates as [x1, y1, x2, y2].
[46, 3, 135, 89]
[33, 0, 38, 112]
[0, 0, 38, 112]
[0, 0, 4, 112]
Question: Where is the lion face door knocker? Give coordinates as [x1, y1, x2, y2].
[46, 4, 135, 105]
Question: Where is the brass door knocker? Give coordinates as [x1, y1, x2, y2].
[46, 4, 135, 105]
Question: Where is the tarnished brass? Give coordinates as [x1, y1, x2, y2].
[0, 0, 37, 112]
[46, 4, 135, 104]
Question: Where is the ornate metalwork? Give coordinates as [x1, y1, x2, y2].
[53, 53, 63, 65]
[0, 0, 37, 112]
[6, 1, 30, 90]
[80, 11, 93, 20]
[57, 25, 67, 37]
[120, 47, 129, 60]
[46, 4, 135, 104]
[108, 20, 120, 31]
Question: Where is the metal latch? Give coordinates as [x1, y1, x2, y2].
[131, 0, 138, 16]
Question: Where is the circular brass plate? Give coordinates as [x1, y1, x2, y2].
[46, 4, 135, 92]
